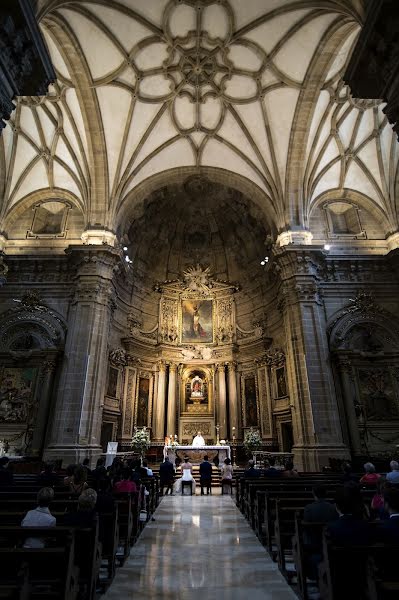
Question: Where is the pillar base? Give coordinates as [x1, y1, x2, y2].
[43, 444, 103, 468]
[292, 443, 350, 472]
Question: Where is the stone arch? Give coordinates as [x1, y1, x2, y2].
[285, 18, 358, 228]
[328, 304, 399, 352]
[113, 166, 279, 236]
[0, 305, 67, 352]
[307, 188, 392, 239]
[2, 187, 85, 235]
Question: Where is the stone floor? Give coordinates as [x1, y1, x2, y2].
[103, 492, 297, 600]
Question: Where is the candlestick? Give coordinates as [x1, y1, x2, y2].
[216, 423, 220, 445]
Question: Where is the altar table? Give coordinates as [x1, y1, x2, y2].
[164, 445, 231, 464]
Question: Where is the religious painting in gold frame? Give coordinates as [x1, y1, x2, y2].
[181, 299, 213, 344]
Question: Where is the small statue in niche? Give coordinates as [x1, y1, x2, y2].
[191, 375, 204, 398]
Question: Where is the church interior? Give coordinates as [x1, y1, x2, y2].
[1, 1, 399, 598]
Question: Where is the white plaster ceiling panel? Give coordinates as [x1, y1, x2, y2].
[273, 14, 339, 82]
[2, 0, 398, 238]
[305, 74, 399, 217]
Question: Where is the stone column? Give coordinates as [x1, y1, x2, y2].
[166, 363, 177, 437]
[336, 359, 362, 454]
[44, 245, 122, 465]
[0, 251, 8, 286]
[227, 362, 238, 439]
[217, 364, 227, 440]
[273, 246, 349, 471]
[31, 358, 57, 456]
[153, 361, 167, 441]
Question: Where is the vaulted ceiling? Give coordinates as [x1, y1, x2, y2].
[1, 0, 398, 240]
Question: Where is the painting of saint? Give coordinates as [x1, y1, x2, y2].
[137, 378, 150, 427]
[276, 366, 287, 398]
[0, 367, 37, 423]
[244, 377, 258, 427]
[106, 367, 118, 398]
[182, 300, 213, 344]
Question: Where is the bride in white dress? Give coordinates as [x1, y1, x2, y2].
[174, 458, 196, 494]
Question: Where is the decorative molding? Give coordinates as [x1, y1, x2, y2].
[109, 347, 127, 368]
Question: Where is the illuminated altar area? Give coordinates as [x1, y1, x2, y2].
[102, 258, 285, 454]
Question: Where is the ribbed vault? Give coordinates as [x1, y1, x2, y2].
[1, 0, 398, 239]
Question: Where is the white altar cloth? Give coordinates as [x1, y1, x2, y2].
[164, 445, 230, 464]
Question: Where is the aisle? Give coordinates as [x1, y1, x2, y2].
[103, 495, 297, 600]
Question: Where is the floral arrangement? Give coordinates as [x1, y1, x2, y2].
[243, 428, 262, 454]
[131, 426, 151, 458]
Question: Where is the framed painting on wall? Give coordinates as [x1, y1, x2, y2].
[181, 299, 213, 344]
[106, 367, 119, 398]
[0, 367, 38, 423]
[136, 377, 150, 427]
[244, 376, 258, 427]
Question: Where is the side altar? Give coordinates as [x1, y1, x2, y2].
[164, 445, 230, 465]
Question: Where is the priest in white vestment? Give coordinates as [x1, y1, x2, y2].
[192, 431, 206, 447]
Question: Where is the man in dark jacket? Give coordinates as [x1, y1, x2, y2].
[199, 455, 213, 495]
[244, 459, 261, 478]
[159, 457, 175, 495]
[0, 456, 13, 485]
[304, 485, 337, 523]
[376, 488, 399, 543]
[327, 486, 371, 545]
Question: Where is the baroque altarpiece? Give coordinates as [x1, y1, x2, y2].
[102, 265, 290, 451]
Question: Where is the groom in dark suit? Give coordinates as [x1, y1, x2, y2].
[200, 455, 213, 495]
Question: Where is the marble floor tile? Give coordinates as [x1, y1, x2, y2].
[103, 495, 296, 599]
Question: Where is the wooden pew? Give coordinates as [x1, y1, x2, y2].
[0, 526, 79, 600]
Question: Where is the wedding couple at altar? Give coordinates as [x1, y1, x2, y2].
[174, 454, 213, 495]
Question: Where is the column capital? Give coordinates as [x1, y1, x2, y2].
[217, 363, 226, 373]
[168, 362, 178, 372]
[227, 361, 237, 372]
[158, 360, 167, 372]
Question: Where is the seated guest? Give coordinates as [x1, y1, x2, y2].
[376, 488, 399, 543]
[264, 457, 281, 478]
[304, 485, 338, 523]
[142, 460, 153, 477]
[159, 457, 175, 495]
[282, 461, 299, 478]
[199, 455, 213, 495]
[82, 457, 92, 477]
[91, 457, 108, 488]
[327, 486, 372, 545]
[63, 463, 76, 487]
[371, 478, 390, 520]
[360, 462, 381, 485]
[113, 468, 137, 493]
[303, 485, 338, 580]
[37, 462, 59, 487]
[21, 487, 56, 548]
[244, 459, 261, 478]
[341, 462, 359, 485]
[67, 464, 88, 495]
[0, 456, 13, 485]
[96, 478, 115, 513]
[64, 488, 98, 528]
[386, 460, 399, 484]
